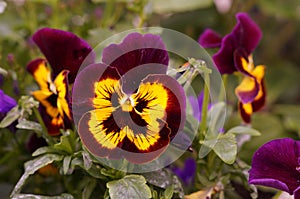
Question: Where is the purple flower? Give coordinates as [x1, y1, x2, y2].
[0, 89, 17, 119]
[199, 12, 265, 123]
[172, 158, 196, 186]
[249, 138, 300, 198]
[73, 33, 186, 163]
[32, 27, 94, 83]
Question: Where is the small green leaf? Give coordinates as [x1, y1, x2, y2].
[163, 185, 174, 199]
[207, 102, 226, 136]
[63, 156, 72, 175]
[54, 131, 76, 154]
[32, 146, 61, 157]
[10, 154, 63, 197]
[82, 179, 97, 199]
[16, 119, 42, 132]
[0, 106, 19, 128]
[107, 175, 151, 199]
[227, 126, 261, 136]
[201, 133, 237, 164]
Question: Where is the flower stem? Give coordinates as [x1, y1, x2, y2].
[199, 72, 210, 139]
[33, 107, 55, 146]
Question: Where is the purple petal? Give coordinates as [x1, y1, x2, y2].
[232, 13, 262, 55]
[213, 34, 237, 74]
[102, 33, 168, 93]
[0, 89, 17, 114]
[32, 28, 94, 83]
[198, 29, 222, 48]
[249, 138, 300, 195]
[172, 158, 196, 185]
[213, 12, 262, 74]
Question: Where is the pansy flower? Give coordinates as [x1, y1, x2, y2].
[27, 28, 93, 135]
[199, 12, 266, 123]
[0, 89, 17, 121]
[249, 138, 300, 198]
[73, 33, 186, 163]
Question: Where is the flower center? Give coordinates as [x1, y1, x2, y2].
[120, 96, 134, 112]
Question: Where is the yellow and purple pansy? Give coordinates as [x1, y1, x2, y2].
[27, 28, 94, 135]
[199, 12, 266, 123]
[249, 138, 300, 199]
[73, 33, 186, 164]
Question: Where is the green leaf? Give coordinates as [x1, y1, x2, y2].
[70, 157, 107, 180]
[107, 175, 152, 199]
[54, 130, 76, 154]
[82, 179, 97, 199]
[227, 126, 261, 136]
[207, 102, 226, 136]
[0, 106, 19, 128]
[163, 185, 174, 199]
[63, 156, 72, 175]
[200, 133, 237, 164]
[16, 119, 42, 132]
[12, 193, 74, 199]
[19, 96, 39, 117]
[32, 146, 61, 157]
[10, 154, 63, 197]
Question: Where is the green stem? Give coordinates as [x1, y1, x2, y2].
[33, 108, 55, 146]
[199, 72, 210, 139]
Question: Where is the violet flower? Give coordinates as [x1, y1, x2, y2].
[249, 138, 300, 198]
[73, 33, 186, 163]
[199, 12, 266, 123]
[0, 89, 17, 120]
[172, 158, 197, 186]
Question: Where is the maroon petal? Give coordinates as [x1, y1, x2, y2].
[102, 33, 169, 93]
[213, 34, 237, 74]
[32, 28, 94, 83]
[249, 138, 300, 195]
[232, 13, 262, 55]
[198, 29, 222, 48]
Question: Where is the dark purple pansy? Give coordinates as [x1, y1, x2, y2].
[32, 27, 94, 83]
[249, 138, 300, 198]
[172, 158, 196, 186]
[198, 12, 262, 74]
[0, 89, 17, 120]
[73, 32, 186, 163]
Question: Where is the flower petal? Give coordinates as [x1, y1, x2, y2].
[140, 74, 186, 139]
[72, 63, 121, 124]
[198, 29, 222, 48]
[102, 33, 169, 93]
[32, 28, 94, 83]
[212, 12, 262, 74]
[213, 34, 237, 74]
[26, 58, 53, 91]
[249, 138, 300, 195]
[0, 89, 17, 114]
[232, 13, 262, 55]
[77, 74, 186, 163]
